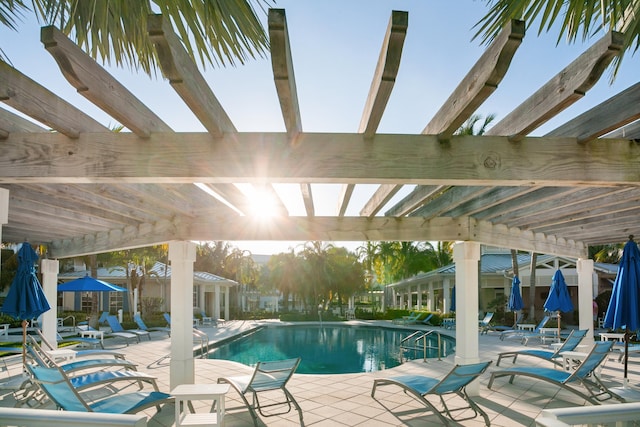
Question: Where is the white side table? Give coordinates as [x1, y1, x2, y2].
[46, 348, 77, 362]
[172, 383, 229, 427]
[517, 324, 536, 331]
[80, 329, 104, 343]
[599, 332, 625, 341]
[0, 324, 8, 338]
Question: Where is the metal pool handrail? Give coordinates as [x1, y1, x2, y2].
[400, 330, 443, 362]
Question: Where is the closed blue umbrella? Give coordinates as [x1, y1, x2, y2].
[1, 243, 51, 366]
[449, 286, 456, 312]
[508, 276, 524, 325]
[544, 269, 574, 340]
[603, 236, 640, 384]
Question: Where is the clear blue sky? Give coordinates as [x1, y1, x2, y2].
[2, 1, 638, 255]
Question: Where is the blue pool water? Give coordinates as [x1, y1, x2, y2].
[207, 325, 455, 374]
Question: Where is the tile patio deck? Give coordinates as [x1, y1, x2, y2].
[1, 320, 639, 426]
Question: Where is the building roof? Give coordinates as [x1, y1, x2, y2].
[58, 261, 238, 287]
[387, 251, 619, 287]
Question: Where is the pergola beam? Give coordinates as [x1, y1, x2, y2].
[3, 132, 640, 185]
[41, 26, 172, 137]
[422, 19, 525, 139]
[486, 30, 624, 140]
[148, 14, 236, 137]
[546, 82, 640, 142]
[338, 11, 407, 217]
[0, 61, 108, 137]
[46, 215, 587, 259]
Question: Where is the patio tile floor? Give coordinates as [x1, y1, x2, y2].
[1, 320, 639, 426]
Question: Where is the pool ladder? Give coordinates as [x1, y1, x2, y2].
[192, 328, 210, 358]
[400, 330, 443, 362]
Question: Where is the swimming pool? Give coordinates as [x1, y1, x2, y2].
[207, 324, 455, 374]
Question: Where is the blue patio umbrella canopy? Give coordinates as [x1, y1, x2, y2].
[0, 243, 51, 365]
[508, 276, 524, 325]
[603, 236, 640, 382]
[544, 269, 573, 335]
[508, 276, 524, 312]
[58, 275, 127, 292]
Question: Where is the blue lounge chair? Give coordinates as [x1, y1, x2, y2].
[26, 336, 138, 376]
[500, 315, 550, 342]
[488, 341, 622, 404]
[106, 315, 148, 344]
[496, 329, 588, 367]
[421, 313, 434, 326]
[26, 363, 172, 414]
[479, 312, 494, 334]
[200, 311, 214, 326]
[493, 312, 525, 332]
[24, 337, 159, 398]
[133, 313, 170, 336]
[218, 357, 303, 426]
[393, 311, 420, 325]
[36, 330, 125, 360]
[372, 361, 492, 425]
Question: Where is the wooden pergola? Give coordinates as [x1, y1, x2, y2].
[1, 9, 639, 388]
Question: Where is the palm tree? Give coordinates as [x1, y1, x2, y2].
[475, 0, 639, 74]
[455, 113, 496, 135]
[0, 0, 271, 74]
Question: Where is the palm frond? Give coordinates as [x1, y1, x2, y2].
[30, 0, 272, 75]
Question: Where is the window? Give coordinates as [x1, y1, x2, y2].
[109, 291, 124, 312]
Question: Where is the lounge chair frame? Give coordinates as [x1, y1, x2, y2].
[496, 329, 588, 367]
[133, 313, 170, 336]
[218, 357, 303, 426]
[371, 361, 492, 425]
[26, 335, 138, 376]
[479, 312, 494, 335]
[24, 336, 157, 397]
[488, 341, 621, 404]
[106, 315, 148, 344]
[26, 363, 171, 414]
[500, 315, 551, 343]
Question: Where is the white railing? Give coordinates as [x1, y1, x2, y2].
[536, 402, 640, 427]
[0, 407, 146, 426]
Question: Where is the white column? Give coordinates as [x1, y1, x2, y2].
[427, 283, 434, 311]
[0, 189, 7, 278]
[577, 259, 595, 346]
[224, 287, 230, 320]
[417, 284, 422, 310]
[169, 241, 196, 388]
[453, 242, 481, 394]
[214, 284, 221, 319]
[198, 285, 205, 314]
[443, 279, 451, 315]
[41, 259, 59, 347]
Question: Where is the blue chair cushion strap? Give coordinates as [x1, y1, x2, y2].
[500, 366, 571, 383]
[387, 375, 440, 395]
[90, 391, 170, 413]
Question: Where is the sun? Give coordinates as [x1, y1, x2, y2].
[247, 188, 280, 219]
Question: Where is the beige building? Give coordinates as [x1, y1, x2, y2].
[386, 247, 617, 321]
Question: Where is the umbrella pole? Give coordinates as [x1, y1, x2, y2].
[557, 312, 561, 343]
[624, 331, 630, 388]
[21, 319, 27, 369]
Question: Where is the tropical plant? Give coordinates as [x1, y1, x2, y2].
[474, 0, 639, 75]
[0, 0, 272, 73]
[589, 243, 624, 263]
[455, 113, 496, 135]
